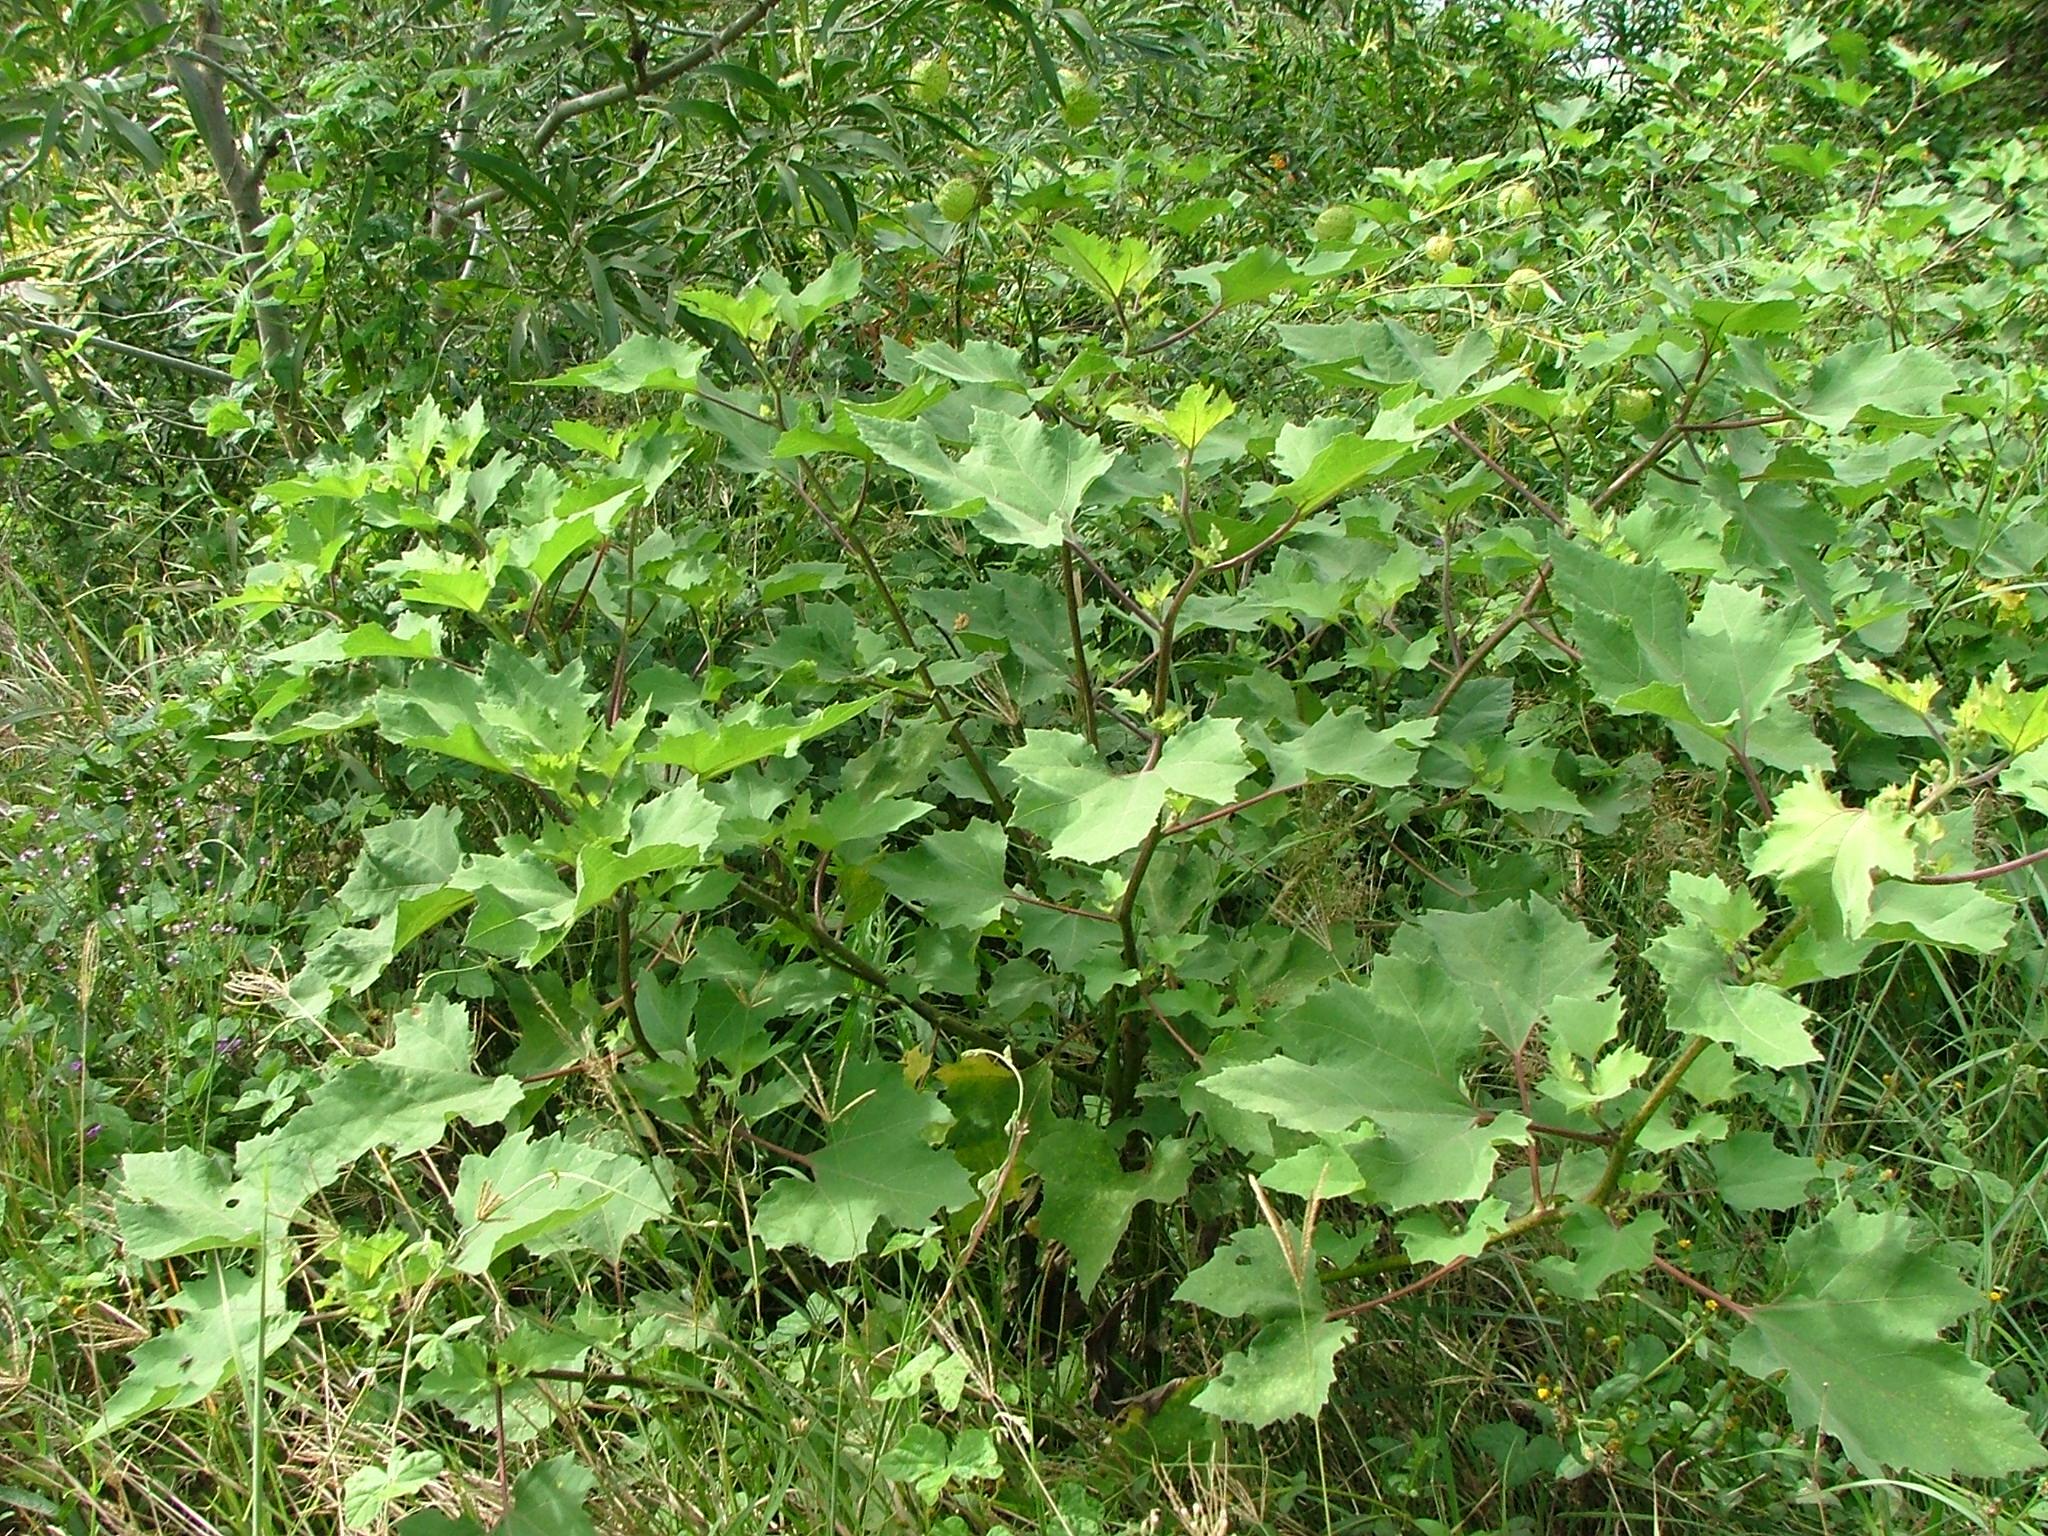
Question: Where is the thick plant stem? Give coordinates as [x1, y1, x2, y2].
[1587, 1036, 1709, 1208]
[1431, 563, 1554, 716]
[1061, 545, 1099, 747]
[137, 0, 292, 371]
[1105, 827, 1167, 1119]
[729, 875, 1096, 1089]
[616, 890, 657, 1066]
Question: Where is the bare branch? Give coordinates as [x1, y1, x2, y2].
[2, 313, 235, 386]
[446, 0, 785, 222]
[137, 0, 291, 369]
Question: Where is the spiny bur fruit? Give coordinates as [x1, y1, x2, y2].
[935, 175, 983, 223]
[1615, 388, 1656, 425]
[1503, 266, 1548, 312]
[1059, 68, 1103, 130]
[1497, 178, 1542, 220]
[1313, 204, 1359, 244]
[1423, 230, 1459, 264]
[909, 55, 951, 108]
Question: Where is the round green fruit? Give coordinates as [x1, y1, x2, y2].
[1058, 69, 1103, 130]
[1423, 231, 1459, 264]
[1615, 388, 1657, 425]
[1313, 205, 1359, 244]
[1503, 266, 1548, 312]
[1497, 178, 1542, 220]
[935, 175, 982, 223]
[909, 55, 951, 107]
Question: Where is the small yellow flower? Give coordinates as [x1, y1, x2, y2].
[1988, 1288, 2006, 1304]
[1268, 152, 1289, 171]
[1979, 581, 2030, 626]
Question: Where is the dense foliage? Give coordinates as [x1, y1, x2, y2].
[5, 1, 2048, 1532]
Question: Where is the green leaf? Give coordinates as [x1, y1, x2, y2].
[1110, 382, 1237, 450]
[771, 253, 863, 333]
[1730, 1206, 2045, 1476]
[1158, 716, 1253, 800]
[1271, 431, 1412, 512]
[644, 696, 879, 780]
[877, 1424, 1002, 1503]
[1669, 978, 1818, 1069]
[1708, 1131, 1820, 1212]
[373, 648, 602, 794]
[1203, 926, 1527, 1209]
[1029, 1121, 1192, 1297]
[451, 1129, 667, 1273]
[337, 805, 465, 921]
[83, 1257, 302, 1440]
[1005, 731, 1168, 863]
[533, 334, 707, 393]
[1532, 1207, 1665, 1300]
[1174, 1226, 1353, 1426]
[1749, 776, 1918, 938]
[450, 851, 576, 965]
[1395, 1197, 1509, 1265]
[1265, 712, 1435, 787]
[1798, 342, 1958, 432]
[1048, 223, 1163, 306]
[116, 997, 520, 1261]
[263, 616, 443, 673]
[573, 780, 724, 915]
[804, 790, 932, 851]
[1667, 582, 1834, 733]
[287, 911, 398, 1016]
[678, 279, 782, 343]
[1548, 539, 1690, 704]
[1178, 244, 1299, 308]
[856, 408, 1115, 548]
[1199, 1310, 1353, 1428]
[1278, 318, 1494, 396]
[498, 1456, 601, 1536]
[343, 1450, 445, 1529]
[1005, 719, 1249, 863]
[1646, 874, 1820, 1068]
[875, 820, 1011, 928]
[1414, 896, 1614, 1053]
[754, 1059, 976, 1263]
[1862, 880, 2013, 952]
